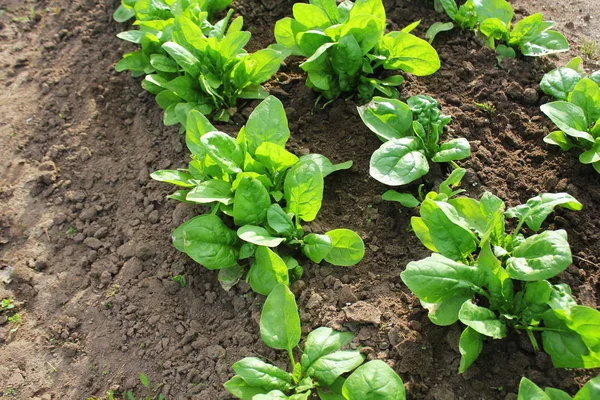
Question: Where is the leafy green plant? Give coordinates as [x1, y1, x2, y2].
[113, 0, 232, 23]
[518, 374, 600, 400]
[399, 188, 600, 372]
[225, 283, 405, 399]
[428, 0, 569, 58]
[358, 95, 470, 186]
[539, 58, 600, 174]
[273, 0, 440, 103]
[152, 96, 365, 294]
[115, 0, 284, 122]
[1, 297, 14, 311]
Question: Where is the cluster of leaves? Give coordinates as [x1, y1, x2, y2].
[518, 374, 600, 400]
[152, 96, 365, 294]
[358, 96, 470, 186]
[225, 284, 405, 400]
[399, 174, 600, 372]
[274, 0, 440, 103]
[113, 0, 232, 23]
[539, 57, 600, 174]
[428, 0, 569, 58]
[114, 0, 284, 122]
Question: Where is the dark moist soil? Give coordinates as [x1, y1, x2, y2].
[0, 0, 599, 399]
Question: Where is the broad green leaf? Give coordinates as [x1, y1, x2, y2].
[232, 357, 293, 392]
[233, 177, 271, 226]
[150, 54, 178, 73]
[117, 30, 145, 44]
[298, 154, 353, 178]
[248, 247, 290, 296]
[181, 215, 239, 270]
[540, 67, 582, 100]
[479, 18, 509, 46]
[546, 388, 573, 400]
[284, 160, 324, 222]
[218, 264, 245, 292]
[338, 15, 381, 55]
[425, 21, 455, 43]
[330, 34, 362, 77]
[224, 375, 271, 400]
[310, 0, 340, 23]
[245, 48, 284, 84]
[237, 226, 285, 247]
[381, 31, 441, 76]
[293, 3, 332, 29]
[506, 230, 572, 281]
[473, 0, 513, 25]
[458, 327, 484, 373]
[348, 0, 386, 33]
[274, 17, 308, 56]
[201, 131, 244, 174]
[520, 30, 570, 57]
[260, 283, 300, 351]
[505, 193, 582, 232]
[540, 102, 593, 142]
[575, 375, 600, 400]
[432, 138, 471, 162]
[245, 96, 290, 155]
[420, 199, 477, 260]
[151, 170, 195, 187]
[186, 180, 232, 205]
[458, 300, 507, 339]
[579, 139, 600, 164]
[308, 351, 365, 386]
[524, 280, 553, 305]
[369, 137, 429, 186]
[341, 360, 405, 400]
[411, 216, 438, 252]
[302, 233, 333, 263]
[544, 131, 575, 151]
[437, 0, 459, 19]
[382, 190, 420, 208]
[448, 197, 487, 235]
[570, 78, 600, 124]
[115, 51, 148, 73]
[422, 295, 470, 326]
[301, 327, 354, 371]
[517, 377, 550, 400]
[267, 204, 295, 237]
[357, 97, 413, 142]
[401, 253, 484, 303]
[162, 42, 201, 77]
[324, 229, 365, 266]
[255, 142, 299, 172]
[113, 4, 136, 22]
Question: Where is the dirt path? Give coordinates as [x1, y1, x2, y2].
[0, 0, 599, 399]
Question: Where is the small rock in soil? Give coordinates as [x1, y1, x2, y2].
[117, 241, 136, 259]
[163, 279, 180, 295]
[306, 293, 323, 309]
[522, 88, 539, 105]
[344, 301, 381, 325]
[337, 285, 358, 306]
[83, 237, 103, 250]
[118, 257, 143, 281]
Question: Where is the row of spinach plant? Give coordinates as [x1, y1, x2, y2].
[112, 0, 598, 398]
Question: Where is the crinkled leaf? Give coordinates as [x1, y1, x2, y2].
[432, 138, 471, 162]
[369, 137, 429, 186]
[540, 67, 582, 100]
[505, 192, 582, 232]
[233, 177, 271, 226]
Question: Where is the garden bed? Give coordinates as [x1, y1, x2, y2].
[0, 0, 599, 399]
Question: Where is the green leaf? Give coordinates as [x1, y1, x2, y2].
[300, 327, 354, 371]
[298, 154, 353, 178]
[293, 3, 332, 29]
[575, 375, 600, 400]
[458, 300, 507, 339]
[422, 295, 470, 326]
[479, 18, 509, 46]
[458, 327, 484, 373]
[411, 216, 438, 252]
[151, 170, 195, 187]
[330, 34, 362, 77]
[506, 230, 572, 281]
[238, 226, 285, 247]
[540, 101, 593, 142]
[544, 131, 575, 151]
[139, 373, 150, 387]
[348, 0, 386, 34]
[308, 351, 365, 386]
[381, 31, 441, 76]
[116, 51, 148, 73]
[186, 180, 233, 205]
[382, 190, 420, 208]
[505, 193, 582, 232]
[473, 0, 513, 25]
[302, 233, 333, 263]
[425, 21, 455, 43]
[324, 229, 365, 266]
[432, 138, 471, 162]
[117, 30, 145, 44]
[579, 139, 600, 164]
[266, 204, 295, 237]
[232, 357, 293, 392]
[245, 96, 290, 155]
[524, 280, 553, 305]
[570, 78, 600, 124]
[248, 247, 290, 296]
[201, 131, 244, 174]
[233, 177, 271, 226]
[260, 283, 300, 354]
[162, 42, 201, 77]
[517, 377, 550, 400]
[218, 264, 245, 292]
[369, 137, 429, 186]
[357, 97, 414, 142]
[546, 388, 572, 400]
[224, 375, 271, 400]
[113, 4, 136, 22]
[274, 17, 308, 56]
[284, 160, 324, 223]
[255, 142, 299, 172]
[341, 360, 405, 400]
[540, 67, 582, 100]
[401, 253, 484, 303]
[245, 48, 284, 84]
[317, 377, 345, 400]
[150, 54, 178, 73]
[180, 215, 239, 270]
[520, 30, 570, 57]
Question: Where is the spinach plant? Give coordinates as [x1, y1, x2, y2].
[225, 284, 406, 400]
[428, 0, 569, 58]
[539, 59, 600, 174]
[152, 96, 365, 294]
[400, 189, 600, 372]
[358, 96, 470, 186]
[274, 0, 440, 103]
[114, 0, 233, 23]
[518, 374, 600, 400]
[115, 0, 284, 122]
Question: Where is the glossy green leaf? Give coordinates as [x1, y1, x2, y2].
[382, 190, 420, 208]
[302, 233, 333, 263]
[255, 142, 299, 172]
[284, 160, 324, 222]
[218, 264, 245, 292]
[233, 177, 271, 226]
[432, 138, 471, 162]
[544, 131, 575, 151]
[245, 96, 290, 155]
[201, 131, 244, 174]
[575, 375, 600, 400]
[260, 283, 300, 351]
[301, 327, 354, 371]
[309, 351, 365, 386]
[458, 326, 484, 373]
[162, 42, 201, 77]
[232, 357, 293, 392]
[151, 170, 195, 187]
[181, 215, 239, 270]
[570, 78, 600, 124]
[505, 193, 582, 232]
[381, 31, 441, 76]
[540, 101, 593, 142]
[422, 295, 470, 326]
[248, 247, 290, 296]
[358, 97, 413, 142]
[458, 300, 507, 339]
[540, 67, 582, 100]
[473, 0, 513, 25]
[186, 180, 232, 205]
[520, 30, 569, 57]
[266, 204, 295, 237]
[369, 137, 429, 186]
[324, 229, 365, 266]
[298, 154, 353, 178]
[517, 377, 550, 400]
[224, 375, 271, 400]
[237, 226, 285, 247]
[341, 360, 405, 400]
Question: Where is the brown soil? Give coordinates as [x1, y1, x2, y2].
[0, 0, 599, 399]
